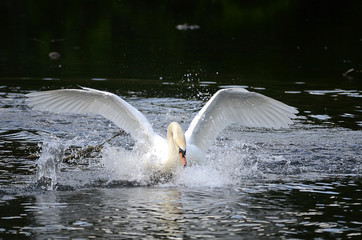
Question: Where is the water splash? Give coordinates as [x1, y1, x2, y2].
[35, 134, 69, 190]
[170, 140, 264, 187]
[33, 127, 276, 189]
[100, 145, 147, 183]
[97, 136, 266, 188]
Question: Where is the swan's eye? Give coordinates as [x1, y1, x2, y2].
[178, 147, 186, 157]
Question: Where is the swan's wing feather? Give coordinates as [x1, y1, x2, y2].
[185, 88, 298, 152]
[26, 87, 156, 143]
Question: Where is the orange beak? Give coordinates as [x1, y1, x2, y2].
[179, 152, 187, 167]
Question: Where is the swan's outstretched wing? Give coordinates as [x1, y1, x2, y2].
[185, 88, 298, 152]
[26, 87, 156, 143]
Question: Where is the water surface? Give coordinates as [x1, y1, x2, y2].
[0, 79, 361, 239]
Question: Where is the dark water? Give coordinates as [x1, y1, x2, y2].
[1, 1, 362, 239]
[0, 181, 361, 239]
[0, 80, 361, 239]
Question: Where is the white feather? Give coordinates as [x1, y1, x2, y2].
[185, 88, 298, 152]
[26, 87, 157, 144]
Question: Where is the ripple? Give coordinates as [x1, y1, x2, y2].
[305, 89, 343, 95]
[309, 114, 331, 120]
[340, 113, 355, 118]
[42, 78, 60, 81]
[219, 85, 248, 89]
[285, 91, 301, 94]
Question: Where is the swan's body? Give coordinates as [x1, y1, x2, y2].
[26, 87, 298, 173]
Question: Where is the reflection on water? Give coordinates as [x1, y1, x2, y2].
[0, 180, 361, 239]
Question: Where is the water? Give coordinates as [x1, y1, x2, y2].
[0, 79, 361, 239]
[1, 182, 361, 239]
[1, 1, 362, 239]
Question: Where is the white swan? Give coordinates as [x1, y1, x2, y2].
[26, 87, 298, 173]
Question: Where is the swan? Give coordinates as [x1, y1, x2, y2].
[25, 87, 298, 173]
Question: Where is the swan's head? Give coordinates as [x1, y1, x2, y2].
[167, 122, 187, 167]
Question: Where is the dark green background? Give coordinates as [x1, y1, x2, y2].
[1, 0, 361, 81]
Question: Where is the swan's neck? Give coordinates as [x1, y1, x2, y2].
[162, 122, 186, 171]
